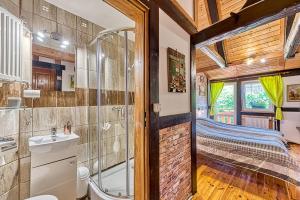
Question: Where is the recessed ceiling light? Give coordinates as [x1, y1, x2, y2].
[62, 40, 69, 46]
[37, 36, 44, 42]
[260, 58, 266, 63]
[37, 31, 45, 38]
[60, 44, 67, 49]
[246, 58, 254, 65]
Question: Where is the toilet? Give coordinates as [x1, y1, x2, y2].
[25, 195, 58, 200]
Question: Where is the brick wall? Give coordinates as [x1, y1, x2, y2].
[159, 122, 192, 200]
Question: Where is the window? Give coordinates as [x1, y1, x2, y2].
[241, 80, 273, 112]
[214, 83, 236, 125]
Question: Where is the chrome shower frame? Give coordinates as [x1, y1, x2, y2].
[89, 27, 135, 200]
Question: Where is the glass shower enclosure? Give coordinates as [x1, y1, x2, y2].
[87, 28, 135, 199]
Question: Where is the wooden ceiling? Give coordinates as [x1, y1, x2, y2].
[195, 0, 300, 80]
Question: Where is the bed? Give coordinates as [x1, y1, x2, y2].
[196, 118, 300, 186]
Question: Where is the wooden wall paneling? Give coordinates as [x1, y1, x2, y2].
[195, 0, 211, 30]
[217, 0, 246, 20]
[191, 0, 300, 47]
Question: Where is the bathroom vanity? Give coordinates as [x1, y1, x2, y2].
[29, 133, 79, 200]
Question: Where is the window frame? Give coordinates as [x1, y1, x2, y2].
[213, 82, 237, 124]
[241, 80, 274, 113]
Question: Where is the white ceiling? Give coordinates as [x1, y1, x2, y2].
[45, 0, 134, 30]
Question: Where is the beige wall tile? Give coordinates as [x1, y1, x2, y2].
[33, 107, 57, 131]
[0, 161, 19, 196]
[75, 106, 88, 126]
[21, 0, 33, 13]
[20, 157, 31, 183]
[19, 181, 30, 200]
[0, 0, 19, 17]
[0, 110, 19, 137]
[76, 17, 92, 35]
[75, 125, 88, 144]
[56, 107, 75, 129]
[77, 31, 92, 48]
[57, 7, 77, 29]
[77, 143, 88, 163]
[92, 24, 104, 37]
[0, 184, 19, 200]
[1, 134, 19, 166]
[33, 0, 56, 21]
[19, 132, 32, 158]
[88, 106, 97, 125]
[32, 14, 56, 35]
[57, 24, 77, 45]
[76, 46, 88, 70]
[76, 69, 88, 89]
[20, 109, 32, 133]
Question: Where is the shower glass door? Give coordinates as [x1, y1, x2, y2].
[88, 29, 135, 198]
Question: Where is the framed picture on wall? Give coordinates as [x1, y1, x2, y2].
[167, 47, 186, 93]
[287, 84, 300, 102]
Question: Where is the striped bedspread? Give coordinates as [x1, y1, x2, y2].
[196, 118, 300, 186]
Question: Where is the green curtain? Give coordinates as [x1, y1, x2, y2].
[209, 82, 224, 116]
[259, 75, 283, 120]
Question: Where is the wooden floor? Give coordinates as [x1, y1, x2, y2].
[193, 144, 300, 200]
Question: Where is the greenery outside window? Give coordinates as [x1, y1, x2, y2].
[241, 80, 273, 112]
[214, 83, 236, 124]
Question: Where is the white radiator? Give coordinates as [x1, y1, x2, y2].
[242, 115, 273, 130]
[0, 7, 23, 81]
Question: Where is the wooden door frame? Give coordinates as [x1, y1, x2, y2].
[104, 0, 149, 199]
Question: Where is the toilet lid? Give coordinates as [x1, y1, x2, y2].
[26, 195, 58, 200]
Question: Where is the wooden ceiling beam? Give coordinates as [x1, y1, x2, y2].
[206, 0, 228, 68]
[191, 0, 300, 47]
[284, 13, 300, 59]
[286, 14, 296, 37]
[197, 51, 284, 72]
[242, 0, 262, 9]
[153, 0, 198, 34]
[199, 46, 227, 69]
[196, 65, 219, 73]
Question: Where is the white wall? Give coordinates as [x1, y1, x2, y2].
[281, 75, 300, 143]
[177, 0, 194, 19]
[159, 9, 191, 116]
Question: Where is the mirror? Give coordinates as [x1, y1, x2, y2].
[31, 9, 77, 92]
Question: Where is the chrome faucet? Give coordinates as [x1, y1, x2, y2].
[51, 127, 57, 141]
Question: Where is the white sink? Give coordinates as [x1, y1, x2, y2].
[29, 133, 79, 154]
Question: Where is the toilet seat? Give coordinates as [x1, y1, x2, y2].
[26, 195, 58, 200]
